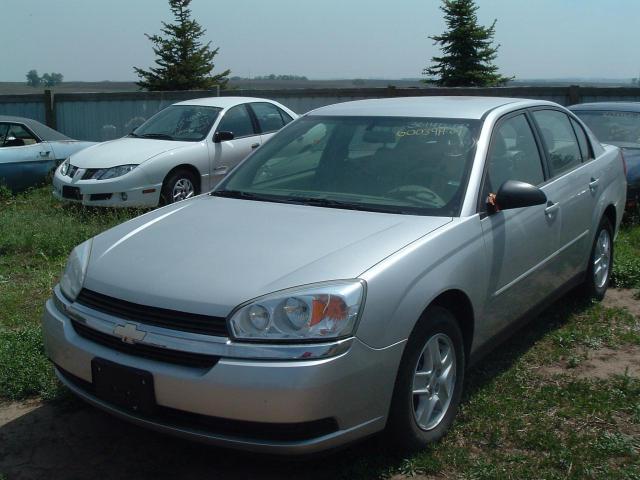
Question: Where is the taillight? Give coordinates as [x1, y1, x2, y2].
[621, 149, 627, 176]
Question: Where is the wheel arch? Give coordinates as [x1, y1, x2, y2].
[426, 289, 475, 362]
[162, 164, 203, 193]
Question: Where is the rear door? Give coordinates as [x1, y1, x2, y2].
[479, 112, 560, 336]
[207, 104, 260, 187]
[530, 109, 593, 284]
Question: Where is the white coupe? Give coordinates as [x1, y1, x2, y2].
[52, 97, 297, 207]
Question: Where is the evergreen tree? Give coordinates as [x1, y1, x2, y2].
[423, 0, 511, 87]
[134, 0, 230, 91]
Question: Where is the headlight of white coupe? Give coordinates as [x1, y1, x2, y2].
[228, 280, 365, 342]
[60, 239, 93, 301]
[88, 165, 137, 180]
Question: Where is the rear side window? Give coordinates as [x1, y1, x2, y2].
[570, 118, 592, 161]
[484, 114, 545, 194]
[217, 105, 256, 138]
[532, 110, 582, 177]
[251, 102, 286, 133]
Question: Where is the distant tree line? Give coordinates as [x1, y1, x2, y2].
[25, 70, 64, 88]
[231, 74, 309, 81]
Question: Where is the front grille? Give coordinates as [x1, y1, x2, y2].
[57, 366, 340, 442]
[76, 289, 229, 337]
[71, 320, 219, 369]
[90, 193, 112, 201]
[83, 169, 98, 180]
[66, 165, 78, 178]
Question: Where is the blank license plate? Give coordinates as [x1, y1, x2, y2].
[91, 358, 155, 415]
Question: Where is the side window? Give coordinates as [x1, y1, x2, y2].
[251, 102, 286, 133]
[570, 117, 592, 161]
[484, 114, 545, 197]
[278, 108, 294, 124]
[3, 123, 39, 147]
[217, 105, 255, 138]
[532, 110, 582, 176]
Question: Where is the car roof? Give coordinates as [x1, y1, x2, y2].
[173, 96, 280, 109]
[306, 96, 558, 119]
[0, 115, 71, 141]
[569, 102, 640, 113]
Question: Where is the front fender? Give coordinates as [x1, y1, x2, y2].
[357, 217, 486, 351]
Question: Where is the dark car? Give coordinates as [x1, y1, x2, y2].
[569, 102, 640, 209]
[0, 116, 95, 192]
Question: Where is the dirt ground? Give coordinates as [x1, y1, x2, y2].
[1, 289, 638, 480]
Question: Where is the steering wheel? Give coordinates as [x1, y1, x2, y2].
[386, 185, 446, 208]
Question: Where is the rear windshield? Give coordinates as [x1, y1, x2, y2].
[216, 116, 481, 216]
[573, 110, 640, 149]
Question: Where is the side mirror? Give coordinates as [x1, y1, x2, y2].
[214, 131, 234, 143]
[492, 180, 547, 211]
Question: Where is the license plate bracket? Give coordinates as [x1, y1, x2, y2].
[91, 358, 156, 415]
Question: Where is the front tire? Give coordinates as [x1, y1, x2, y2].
[582, 216, 614, 300]
[385, 306, 465, 452]
[161, 169, 198, 205]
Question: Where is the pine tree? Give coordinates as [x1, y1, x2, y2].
[423, 0, 511, 87]
[134, 0, 230, 91]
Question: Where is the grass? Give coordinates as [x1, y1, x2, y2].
[0, 187, 639, 479]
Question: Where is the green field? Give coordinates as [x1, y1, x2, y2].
[0, 187, 638, 479]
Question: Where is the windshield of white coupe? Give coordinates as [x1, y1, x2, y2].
[216, 116, 480, 216]
[132, 105, 222, 141]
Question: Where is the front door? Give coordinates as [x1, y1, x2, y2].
[479, 113, 561, 339]
[207, 104, 261, 188]
[0, 122, 53, 191]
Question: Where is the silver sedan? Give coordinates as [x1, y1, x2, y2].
[42, 97, 626, 454]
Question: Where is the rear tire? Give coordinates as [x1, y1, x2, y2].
[582, 216, 614, 301]
[385, 306, 465, 452]
[161, 169, 198, 205]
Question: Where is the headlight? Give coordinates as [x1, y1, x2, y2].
[88, 164, 137, 180]
[59, 158, 70, 176]
[228, 280, 365, 342]
[59, 239, 93, 301]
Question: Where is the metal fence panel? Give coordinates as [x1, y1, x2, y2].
[0, 97, 46, 123]
[2, 87, 640, 141]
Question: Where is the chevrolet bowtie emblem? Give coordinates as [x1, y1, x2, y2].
[113, 323, 147, 344]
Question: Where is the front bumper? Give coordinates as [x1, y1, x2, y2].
[52, 168, 161, 208]
[41, 292, 404, 454]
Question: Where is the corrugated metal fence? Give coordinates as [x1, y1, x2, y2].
[1, 86, 640, 141]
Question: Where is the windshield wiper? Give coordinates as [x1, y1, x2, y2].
[211, 190, 300, 205]
[289, 196, 413, 214]
[138, 133, 175, 140]
[127, 132, 139, 138]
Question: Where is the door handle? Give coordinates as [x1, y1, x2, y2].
[589, 177, 600, 192]
[39, 151, 50, 157]
[213, 165, 229, 175]
[544, 201, 560, 217]
[251, 143, 260, 149]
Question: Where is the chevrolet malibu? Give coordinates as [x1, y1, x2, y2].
[52, 97, 296, 207]
[42, 97, 626, 454]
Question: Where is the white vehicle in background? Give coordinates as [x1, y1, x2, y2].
[52, 97, 297, 207]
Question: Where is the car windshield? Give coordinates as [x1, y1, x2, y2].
[215, 116, 481, 216]
[574, 110, 640, 149]
[132, 105, 222, 141]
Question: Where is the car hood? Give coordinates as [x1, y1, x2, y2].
[70, 137, 194, 168]
[84, 196, 452, 317]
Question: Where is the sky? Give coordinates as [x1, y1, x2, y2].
[1, 0, 638, 82]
